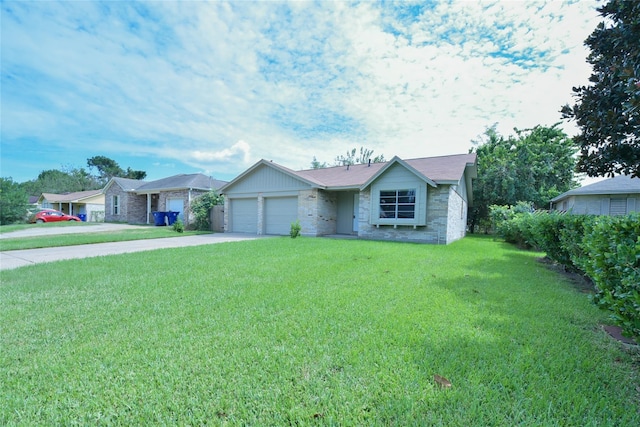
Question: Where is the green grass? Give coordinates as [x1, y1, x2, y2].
[1, 236, 638, 425]
[0, 221, 93, 233]
[0, 228, 208, 251]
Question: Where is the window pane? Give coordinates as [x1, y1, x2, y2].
[378, 189, 416, 221]
[380, 205, 396, 218]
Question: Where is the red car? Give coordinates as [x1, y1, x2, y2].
[30, 210, 82, 223]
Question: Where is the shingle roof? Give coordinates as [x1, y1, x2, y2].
[135, 173, 227, 192]
[295, 153, 477, 188]
[113, 177, 147, 191]
[40, 190, 103, 203]
[551, 175, 640, 202]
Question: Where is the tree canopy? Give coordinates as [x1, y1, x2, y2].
[561, 0, 640, 178]
[0, 177, 29, 225]
[87, 156, 147, 184]
[469, 124, 578, 232]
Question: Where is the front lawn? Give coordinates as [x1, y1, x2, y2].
[0, 227, 207, 251]
[1, 236, 638, 425]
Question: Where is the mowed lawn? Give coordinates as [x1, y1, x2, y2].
[1, 236, 638, 425]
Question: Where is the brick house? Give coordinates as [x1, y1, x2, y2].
[220, 153, 477, 244]
[103, 174, 227, 228]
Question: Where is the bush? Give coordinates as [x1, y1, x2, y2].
[290, 220, 301, 238]
[580, 214, 639, 339]
[190, 191, 224, 231]
[172, 218, 184, 233]
[496, 209, 639, 340]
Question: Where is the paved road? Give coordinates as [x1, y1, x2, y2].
[0, 225, 263, 271]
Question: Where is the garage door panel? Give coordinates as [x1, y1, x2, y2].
[231, 198, 257, 233]
[265, 197, 298, 235]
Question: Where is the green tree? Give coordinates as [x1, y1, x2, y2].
[310, 156, 328, 169]
[561, 0, 640, 178]
[87, 156, 147, 184]
[21, 167, 101, 196]
[469, 124, 578, 232]
[0, 177, 29, 224]
[335, 147, 385, 166]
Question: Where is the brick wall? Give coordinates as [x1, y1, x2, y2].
[298, 189, 337, 236]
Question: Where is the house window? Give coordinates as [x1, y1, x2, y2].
[379, 189, 415, 219]
[112, 195, 120, 215]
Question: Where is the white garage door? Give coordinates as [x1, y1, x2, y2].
[265, 197, 298, 235]
[231, 198, 258, 233]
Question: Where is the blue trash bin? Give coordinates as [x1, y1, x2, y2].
[166, 211, 180, 226]
[77, 214, 87, 222]
[152, 211, 167, 226]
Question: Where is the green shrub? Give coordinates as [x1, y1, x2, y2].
[290, 220, 301, 238]
[491, 203, 536, 248]
[558, 215, 594, 272]
[172, 218, 184, 233]
[580, 214, 639, 339]
[190, 191, 224, 231]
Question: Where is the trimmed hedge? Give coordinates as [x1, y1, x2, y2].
[492, 206, 639, 340]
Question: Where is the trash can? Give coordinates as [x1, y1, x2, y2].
[77, 214, 87, 222]
[152, 211, 167, 226]
[166, 211, 180, 226]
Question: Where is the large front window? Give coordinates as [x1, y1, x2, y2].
[379, 189, 415, 219]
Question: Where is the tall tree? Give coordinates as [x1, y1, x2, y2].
[87, 156, 146, 184]
[469, 124, 578, 232]
[561, 0, 640, 177]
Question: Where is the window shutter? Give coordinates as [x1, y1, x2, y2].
[627, 198, 637, 213]
[601, 198, 610, 215]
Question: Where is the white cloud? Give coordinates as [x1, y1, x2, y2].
[1, 0, 602, 181]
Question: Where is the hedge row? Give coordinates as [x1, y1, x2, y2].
[492, 206, 640, 340]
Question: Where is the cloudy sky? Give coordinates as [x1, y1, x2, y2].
[1, 0, 601, 183]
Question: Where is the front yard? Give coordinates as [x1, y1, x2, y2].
[1, 236, 638, 425]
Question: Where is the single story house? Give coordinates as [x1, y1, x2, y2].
[220, 153, 477, 244]
[38, 190, 105, 222]
[550, 175, 640, 216]
[103, 173, 227, 228]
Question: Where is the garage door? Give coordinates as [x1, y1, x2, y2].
[231, 198, 258, 233]
[265, 197, 298, 235]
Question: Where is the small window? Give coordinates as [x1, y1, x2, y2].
[112, 195, 120, 215]
[379, 189, 415, 219]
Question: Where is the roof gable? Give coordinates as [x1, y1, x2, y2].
[221, 160, 323, 193]
[360, 156, 437, 190]
[103, 177, 147, 193]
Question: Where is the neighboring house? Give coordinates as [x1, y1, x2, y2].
[38, 190, 105, 222]
[103, 173, 227, 228]
[550, 175, 640, 216]
[220, 153, 477, 244]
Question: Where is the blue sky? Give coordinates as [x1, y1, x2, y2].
[1, 0, 600, 183]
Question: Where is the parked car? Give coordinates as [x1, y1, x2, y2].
[30, 209, 82, 223]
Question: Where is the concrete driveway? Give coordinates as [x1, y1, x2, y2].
[0, 225, 263, 271]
